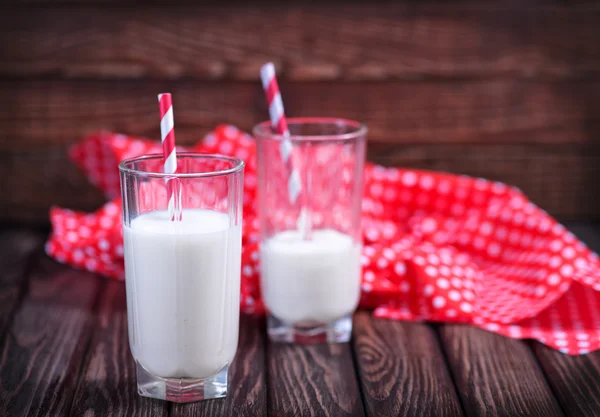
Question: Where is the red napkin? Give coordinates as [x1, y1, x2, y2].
[46, 126, 600, 355]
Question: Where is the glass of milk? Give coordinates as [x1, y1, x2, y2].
[254, 118, 367, 343]
[119, 153, 244, 402]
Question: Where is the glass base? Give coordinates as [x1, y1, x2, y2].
[267, 313, 353, 343]
[135, 361, 228, 402]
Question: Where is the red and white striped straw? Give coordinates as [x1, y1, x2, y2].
[260, 62, 301, 204]
[158, 93, 178, 219]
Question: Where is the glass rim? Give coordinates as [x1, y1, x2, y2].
[252, 117, 367, 142]
[118, 153, 245, 179]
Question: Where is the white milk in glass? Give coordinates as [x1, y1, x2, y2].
[260, 229, 362, 324]
[124, 209, 241, 379]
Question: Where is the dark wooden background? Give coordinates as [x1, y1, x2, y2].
[2, 1, 600, 224]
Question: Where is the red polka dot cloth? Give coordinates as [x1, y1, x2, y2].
[47, 127, 600, 355]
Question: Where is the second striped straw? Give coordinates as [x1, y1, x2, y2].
[260, 63, 301, 204]
[260, 62, 311, 239]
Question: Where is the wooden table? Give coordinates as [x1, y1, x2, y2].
[1, 224, 600, 417]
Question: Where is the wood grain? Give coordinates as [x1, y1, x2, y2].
[529, 223, 600, 417]
[4, 142, 600, 224]
[3, 76, 600, 223]
[2, 80, 600, 150]
[0, 229, 43, 335]
[0, 256, 103, 417]
[563, 223, 600, 253]
[172, 315, 267, 417]
[353, 312, 463, 417]
[1, 148, 106, 222]
[533, 344, 600, 417]
[438, 325, 564, 417]
[267, 337, 364, 417]
[70, 282, 266, 416]
[1, 4, 600, 80]
[369, 142, 600, 222]
[68, 280, 168, 417]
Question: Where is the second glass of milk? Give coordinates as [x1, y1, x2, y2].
[119, 154, 244, 402]
[254, 118, 367, 343]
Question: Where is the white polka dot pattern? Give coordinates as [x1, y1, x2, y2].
[46, 126, 600, 355]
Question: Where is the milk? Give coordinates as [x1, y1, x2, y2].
[260, 229, 362, 324]
[124, 209, 241, 379]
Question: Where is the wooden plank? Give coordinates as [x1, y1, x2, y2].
[438, 325, 564, 417]
[0, 0, 586, 5]
[564, 222, 600, 253]
[2, 80, 600, 150]
[4, 141, 600, 224]
[529, 222, 600, 417]
[2, 76, 600, 223]
[70, 280, 265, 416]
[0, 256, 103, 417]
[171, 315, 267, 417]
[0, 229, 44, 336]
[533, 345, 600, 417]
[68, 279, 168, 417]
[353, 312, 463, 417]
[267, 336, 364, 416]
[1, 4, 600, 80]
[0, 148, 107, 222]
[369, 142, 600, 222]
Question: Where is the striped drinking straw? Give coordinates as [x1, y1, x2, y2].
[260, 63, 301, 204]
[158, 93, 179, 220]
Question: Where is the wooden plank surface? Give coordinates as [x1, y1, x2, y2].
[171, 315, 267, 417]
[529, 222, 600, 417]
[267, 337, 364, 417]
[3, 0, 600, 226]
[0, 256, 103, 417]
[4, 141, 600, 224]
[68, 279, 169, 417]
[0, 148, 107, 222]
[69, 277, 266, 417]
[1, 4, 600, 80]
[353, 312, 463, 417]
[369, 142, 600, 221]
[2, 226, 600, 416]
[533, 344, 600, 417]
[565, 223, 600, 253]
[438, 325, 564, 417]
[3, 77, 600, 222]
[2, 80, 600, 150]
[0, 229, 43, 336]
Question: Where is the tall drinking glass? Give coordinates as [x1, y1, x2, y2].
[119, 153, 244, 402]
[254, 118, 367, 343]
